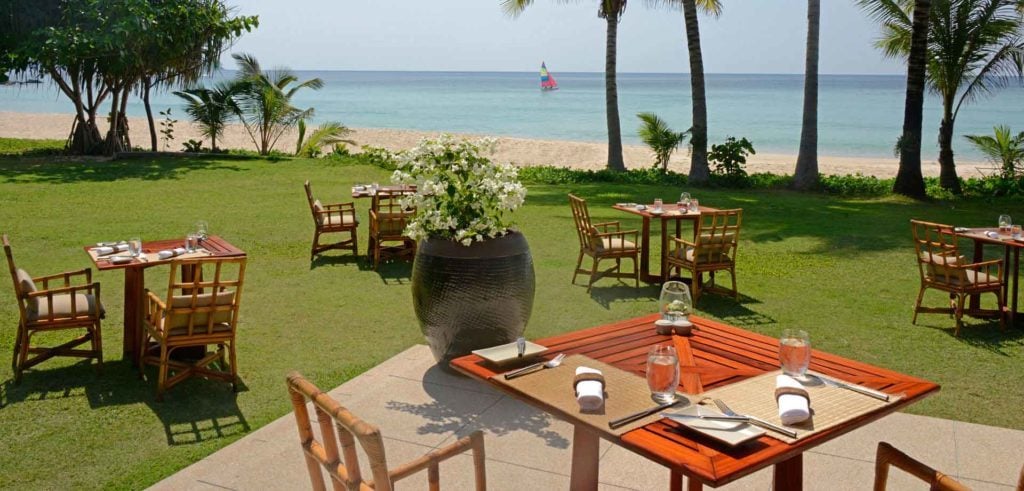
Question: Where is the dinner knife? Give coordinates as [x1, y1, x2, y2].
[809, 372, 891, 402]
[609, 399, 683, 429]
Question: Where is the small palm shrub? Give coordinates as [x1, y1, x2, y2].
[965, 125, 1024, 180]
[636, 112, 689, 172]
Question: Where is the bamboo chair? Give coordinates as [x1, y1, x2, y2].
[4, 234, 103, 383]
[874, 442, 971, 491]
[140, 258, 245, 400]
[286, 372, 487, 491]
[305, 180, 359, 260]
[568, 194, 640, 292]
[911, 219, 1005, 336]
[368, 188, 416, 270]
[665, 209, 742, 304]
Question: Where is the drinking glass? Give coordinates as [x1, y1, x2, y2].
[646, 345, 680, 404]
[195, 220, 209, 241]
[779, 329, 811, 378]
[185, 233, 198, 253]
[679, 192, 691, 209]
[1013, 225, 1022, 239]
[998, 214, 1012, 233]
[689, 198, 700, 213]
[128, 237, 142, 257]
[659, 281, 692, 322]
[653, 198, 664, 212]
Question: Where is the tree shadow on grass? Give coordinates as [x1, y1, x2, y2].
[588, 284, 659, 309]
[697, 294, 777, 328]
[916, 319, 1024, 356]
[0, 155, 247, 184]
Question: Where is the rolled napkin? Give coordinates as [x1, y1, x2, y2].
[94, 244, 129, 255]
[986, 231, 1000, 239]
[775, 374, 811, 425]
[156, 247, 188, 260]
[574, 367, 605, 411]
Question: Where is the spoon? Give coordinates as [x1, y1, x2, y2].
[504, 353, 565, 380]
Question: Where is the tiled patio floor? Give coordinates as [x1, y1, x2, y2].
[151, 345, 1023, 490]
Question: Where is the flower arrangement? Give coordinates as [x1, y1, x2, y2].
[391, 135, 527, 246]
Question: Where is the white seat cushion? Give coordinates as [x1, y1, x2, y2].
[598, 237, 636, 252]
[27, 292, 102, 322]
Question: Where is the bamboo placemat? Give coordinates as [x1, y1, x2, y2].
[696, 370, 900, 443]
[492, 354, 690, 437]
[87, 248, 212, 263]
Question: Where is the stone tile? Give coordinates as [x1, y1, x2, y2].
[430, 453, 571, 491]
[811, 412, 957, 471]
[954, 419, 1024, 485]
[959, 478, 1017, 491]
[373, 344, 502, 397]
[804, 452, 876, 490]
[442, 395, 612, 475]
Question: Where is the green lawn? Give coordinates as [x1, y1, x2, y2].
[0, 141, 1022, 489]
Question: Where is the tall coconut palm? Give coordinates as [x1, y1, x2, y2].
[173, 81, 243, 152]
[793, 0, 821, 190]
[859, 0, 1024, 194]
[231, 53, 324, 155]
[898, 0, 932, 198]
[501, 0, 628, 172]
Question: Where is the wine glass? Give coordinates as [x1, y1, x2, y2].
[998, 214, 1012, 233]
[195, 220, 209, 241]
[659, 281, 693, 322]
[678, 192, 691, 210]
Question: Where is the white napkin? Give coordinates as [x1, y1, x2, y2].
[776, 375, 810, 425]
[986, 231, 1000, 239]
[575, 366, 604, 411]
[157, 247, 188, 260]
[95, 244, 129, 255]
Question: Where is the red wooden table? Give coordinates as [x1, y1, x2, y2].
[84, 235, 246, 359]
[351, 184, 416, 199]
[960, 228, 1023, 325]
[612, 204, 718, 284]
[451, 314, 939, 490]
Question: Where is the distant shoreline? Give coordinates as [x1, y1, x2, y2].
[0, 111, 989, 178]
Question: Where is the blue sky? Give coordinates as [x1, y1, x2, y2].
[226, 0, 903, 75]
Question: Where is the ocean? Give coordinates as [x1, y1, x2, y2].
[2, 71, 1022, 161]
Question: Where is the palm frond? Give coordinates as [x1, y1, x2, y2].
[296, 122, 356, 157]
[501, 0, 535, 17]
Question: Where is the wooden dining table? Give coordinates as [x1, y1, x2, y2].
[958, 227, 1024, 326]
[83, 235, 246, 360]
[612, 204, 719, 284]
[350, 184, 416, 199]
[450, 314, 939, 490]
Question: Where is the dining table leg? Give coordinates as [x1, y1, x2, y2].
[773, 454, 803, 491]
[122, 267, 145, 363]
[970, 241, 985, 311]
[569, 425, 600, 491]
[1011, 247, 1019, 326]
[639, 216, 655, 284]
[660, 217, 669, 281]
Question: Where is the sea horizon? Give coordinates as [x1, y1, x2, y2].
[3, 70, 1022, 161]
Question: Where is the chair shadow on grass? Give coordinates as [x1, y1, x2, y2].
[587, 283, 659, 309]
[357, 259, 414, 285]
[0, 359, 250, 446]
[915, 318, 1024, 356]
[384, 365, 571, 450]
[309, 253, 362, 270]
[697, 293, 777, 328]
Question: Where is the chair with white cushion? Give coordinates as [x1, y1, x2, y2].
[305, 180, 359, 260]
[568, 194, 639, 292]
[665, 208, 742, 304]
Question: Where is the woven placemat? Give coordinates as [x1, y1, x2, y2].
[696, 370, 900, 443]
[87, 247, 211, 263]
[491, 354, 690, 437]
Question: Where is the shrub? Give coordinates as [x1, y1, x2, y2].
[636, 112, 688, 172]
[708, 137, 755, 185]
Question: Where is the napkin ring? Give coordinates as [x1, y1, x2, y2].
[775, 386, 810, 404]
[573, 372, 605, 397]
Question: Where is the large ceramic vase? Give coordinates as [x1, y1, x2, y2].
[413, 231, 536, 367]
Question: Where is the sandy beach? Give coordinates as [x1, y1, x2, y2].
[0, 111, 990, 178]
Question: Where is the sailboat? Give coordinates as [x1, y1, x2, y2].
[540, 62, 558, 91]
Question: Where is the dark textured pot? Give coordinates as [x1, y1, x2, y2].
[413, 231, 536, 367]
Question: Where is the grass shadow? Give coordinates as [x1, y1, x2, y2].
[696, 294, 777, 328]
[310, 253, 363, 270]
[915, 318, 1024, 356]
[588, 284, 659, 309]
[358, 259, 414, 285]
[0, 155, 246, 184]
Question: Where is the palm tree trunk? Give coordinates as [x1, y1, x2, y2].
[938, 101, 962, 194]
[142, 77, 158, 152]
[893, 0, 930, 198]
[793, 0, 820, 190]
[605, 13, 626, 172]
[682, 0, 710, 184]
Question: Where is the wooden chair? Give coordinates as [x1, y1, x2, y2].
[911, 219, 1005, 336]
[305, 180, 359, 260]
[874, 442, 971, 491]
[368, 188, 416, 270]
[665, 209, 742, 304]
[286, 371, 487, 491]
[140, 258, 245, 400]
[568, 194, 639, 292]
[4, 234, 103, 383]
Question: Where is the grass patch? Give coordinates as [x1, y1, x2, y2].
[0, 139, 1022, 488]
[0, 137, 64, 156]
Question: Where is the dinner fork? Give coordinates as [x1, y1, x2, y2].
[504, 353, 565, 380]
[712, 399, 797, 438]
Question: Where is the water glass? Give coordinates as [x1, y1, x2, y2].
[1013, 225, 1022, 239]
[779, 329, 811, 378]
[689, 198, 700, 213]
[646, 345, 680, 404]
[998, 214, 1012, 233]
[679, 192, 691, 209]
[659, 281, 693, 322]
[653, 198, 664, 212]
[128, 237, 142, 257]
[185, 233, 198, 253]
[195, 220, 209, 241]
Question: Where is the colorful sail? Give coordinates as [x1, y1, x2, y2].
[540, 62, 558, 91]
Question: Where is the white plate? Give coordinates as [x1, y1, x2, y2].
[664, 405, 765, 446]
[472, 340, 548, 366]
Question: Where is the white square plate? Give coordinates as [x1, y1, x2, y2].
[664, 405, 766, 446]
[472, 341, 548, 366]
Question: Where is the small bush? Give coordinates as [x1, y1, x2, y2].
[819, 173, 893, 197]
[708, 137, 755, 186]
[358, 145, 399, 170]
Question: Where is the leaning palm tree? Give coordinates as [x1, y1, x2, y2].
[173, 81, 243, 152]
[859, 0, 1024, 194]
[231, 53, 324, 155]
[965, 125, 1024, 179]
[793, 0, 821, 190]
[501, 0, 628, 172]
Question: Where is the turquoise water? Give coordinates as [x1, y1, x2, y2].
[2, 71, 1022, 160]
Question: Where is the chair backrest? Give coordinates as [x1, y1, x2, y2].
[160, 258, 246, 338]
[693, 209, 743, 262]
[287, 371, 394, 491]
[568, 194, 598, 252]
[910, 219, 966, 284]
[304, 180, 320, 223]
[874, 442, 970, 491]
[371, 189, 415, 237]
[2, 234, 30, 321]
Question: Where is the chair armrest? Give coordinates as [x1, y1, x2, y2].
[594, 229, 639, 244]
[388, 431, 485, 485]
[33, 268, 92, 289]
[323, 202, 355, 211]
[959, 258, 1003, 283]
[145, 290, 168, 329]
[671, 237, 696, 249]
[592, 221, 621, 232]
[26, 282, 102, 317]
[874, 442, 969, 491]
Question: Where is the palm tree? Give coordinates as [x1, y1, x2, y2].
[501, 0, 628, 172]
[859, 0, 1024, 194]
[637, 112, 689, 171]
[231, 53, 324, 155]
[896, 0, 932, 198]
[793, 0, 820, 190]
[965, 125, 1024, 178]
[173, 81, 243, 152]
[295, 120, 357, 158]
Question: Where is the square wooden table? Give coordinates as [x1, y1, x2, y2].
[451, 314, 939, 490]
[351, 184, 416, 199]
[958, 227, 1024, 326]
[612, 204, 718, 284]
[84, 235, 246, 359]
